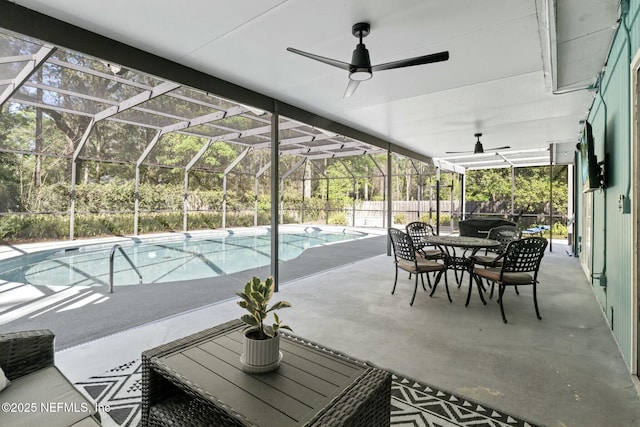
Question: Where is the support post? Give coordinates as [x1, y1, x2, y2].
[69, 160, 77, 240]
[450, 172, 454, 234]
[549, 143, 554, 252]
[221, 147, 251, 229]
[301, 177, 306, 223]
[134, 165, 141, 235]
[135, 131, 163, 236]
[69, 118, 95, 240]
[337, 159, 356, 227]
[436, 167, 441, 235]
[254, 176, 259, 226]
[368, 155, 386, 228]
[387, 151, 393, 255]
[461, 172, 466, 221]
[183, 170, 189, 231]
[325, 175, 330, 225]
[255, 161, 271, 227]
[511, 166, 515, 221]
[270, 111, 279, 290]
[280, 179, 284, 224]
[222, 174, 228, 228]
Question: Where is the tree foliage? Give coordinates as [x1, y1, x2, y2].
[465, 166, 567, 215]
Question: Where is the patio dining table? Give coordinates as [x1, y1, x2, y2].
[422, 235, 501, 305]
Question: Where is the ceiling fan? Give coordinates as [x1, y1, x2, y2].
[446, 133, 511, 154]
[287, 22, 449, 98]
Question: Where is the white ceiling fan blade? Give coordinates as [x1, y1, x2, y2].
[343, 80, 361, 98]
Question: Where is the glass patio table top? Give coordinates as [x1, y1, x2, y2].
[421, 235, 501, 249]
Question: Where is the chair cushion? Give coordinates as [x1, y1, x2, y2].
[473, 267, 533, 285]
[419, 248, 443, 259]
[473, 254, 502, 266]
[0, 366, 96, 427]
[0, 366, 9, 391]
[397, 258, 444, 274]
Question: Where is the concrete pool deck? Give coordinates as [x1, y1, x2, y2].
[2, 229, 639, 426]
[50, 236, 640, 427]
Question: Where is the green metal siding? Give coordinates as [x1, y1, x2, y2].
[577, 0, 639, 368]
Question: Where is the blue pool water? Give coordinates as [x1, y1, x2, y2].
[0, 229, 368, 288]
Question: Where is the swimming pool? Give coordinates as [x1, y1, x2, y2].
[0, 227, 369, 288]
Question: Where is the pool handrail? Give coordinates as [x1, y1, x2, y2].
[109, 244, 143, 293]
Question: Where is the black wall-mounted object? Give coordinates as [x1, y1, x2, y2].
[579, 121, 605, 192]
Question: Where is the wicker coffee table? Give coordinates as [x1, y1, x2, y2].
[141, 320, 391, 426]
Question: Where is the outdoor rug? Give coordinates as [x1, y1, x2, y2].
[75, 359, 542, 427]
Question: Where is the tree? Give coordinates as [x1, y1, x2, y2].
[465, 166, 568, 217]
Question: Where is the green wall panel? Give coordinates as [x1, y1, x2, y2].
[578, 0, 639, 368]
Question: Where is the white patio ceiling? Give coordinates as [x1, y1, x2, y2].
[2, 0, 620, 170]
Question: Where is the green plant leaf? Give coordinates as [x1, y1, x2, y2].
[236, 293, 258, 311]
[251, 291, 265, 304]
[279, 325, 293, 332]
[264, 277, 274, 300]
[251, 276, 260, 287]
[267, 301, 291, 312]
[240, 314, 258, 327]
[263, 325, 275, 337]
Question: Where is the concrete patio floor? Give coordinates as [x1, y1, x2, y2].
[50, 236, 640, 427]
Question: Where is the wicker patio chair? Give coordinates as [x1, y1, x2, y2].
[470, 237, 548, 323]
[0, 329, 101, 426]
[389, 228, 450, 305]
[0, 329, 55, 381]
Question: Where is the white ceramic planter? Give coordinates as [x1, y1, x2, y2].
[240, 329, 282, 373]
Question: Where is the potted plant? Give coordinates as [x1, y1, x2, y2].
[236, 276, 292, 373]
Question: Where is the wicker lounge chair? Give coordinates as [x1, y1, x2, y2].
[0, 330, 100, 426]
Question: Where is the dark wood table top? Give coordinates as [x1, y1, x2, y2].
[144, 320, 389, 426]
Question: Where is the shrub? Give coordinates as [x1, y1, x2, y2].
[550, 222, 568, 238]
[437, 214, 451, 226]
[393, 213, 406, 225]
[328, 212, 347, 225]
[419, 214, 435, 225]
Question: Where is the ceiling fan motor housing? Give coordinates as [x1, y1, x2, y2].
[474, 132, 483, 153]
[474, 141, 484, 153]
[350, 44, 372, 80]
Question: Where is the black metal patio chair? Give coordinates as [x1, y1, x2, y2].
[388, 228, 450, 305]
[469, 237, 548, 323]
[472, 225, 521, 268]
[405, 221, 443, 260]
[470, 225, 522, 297]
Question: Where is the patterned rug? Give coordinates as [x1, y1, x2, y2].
[75, 360, 541, 427]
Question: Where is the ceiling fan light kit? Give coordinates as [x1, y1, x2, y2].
[287, 21, 449, 97]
